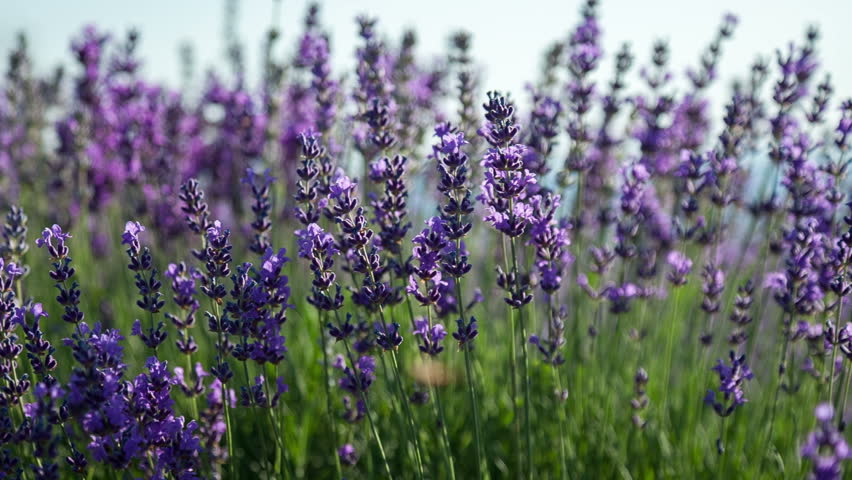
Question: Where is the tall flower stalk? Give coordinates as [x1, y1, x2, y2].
[528, 192, 572, 478]
[359, 84, 425, 477]
[122, 221, 167, 351]
[297, 222, 389, 478]
[325, 170, 425, 478]
[294, 132, 343, 477]
[407, 217, 456, 479]
[479, 92, 536, 478]
[661, 250, 692, 421]
[179, 179, 235, 475]
[433, 122, 484, 477]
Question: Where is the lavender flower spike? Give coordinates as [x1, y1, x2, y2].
[802, 403, 851, 480]
[705, 351, 754, 417]
[122, 220, 167, 350]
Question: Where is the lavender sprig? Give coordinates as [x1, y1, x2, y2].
[802, 403, 850, 480]
[449, 32, 480, 157]
[242, 168, 275, 256]
[122, 221, 167, 350]
[294, 132, 325, 228]
[1, 206, 30, 302]
[705, 351, 753, 456]
[407, 216, 456, 478]
[297, 223, 373, 474]
[479, 91, 534, 478]
[35, 226, 83, 331]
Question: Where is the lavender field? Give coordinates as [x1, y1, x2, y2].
[1, 0, 851, 478]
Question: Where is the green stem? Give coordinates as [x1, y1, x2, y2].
[358, 243, 425, 480]
[462, 345, 484, 478]
[221, 380, 234, 474]
[839, 369, 852, 429]
[759, 312, 793, 476]
[318, 310, 343, 479]
[361, 392, 392, 480]
[184, 353, 199, 421]
[828, 295, 843, 404]
[426, 305, 457, 480]
[389, 349, 426, 480]
[433, 384, 456, 480]
[444, 152, 486, 477]
[262, 396, 293, 479]
[719, 416, 728, 475]
[334, 314, 392, 479]
[211, 300, 235, 477]
[454, 269, 485, 479]
[501, 235, 521, 475]
[553, 367, 569, 480]
[661, 286, 682, 424]
[398, 250, 418, 330]
[508, 234, 532, 479]
[15, 277, 23, 307]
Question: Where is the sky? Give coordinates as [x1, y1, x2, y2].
[1, 0, 850, 117]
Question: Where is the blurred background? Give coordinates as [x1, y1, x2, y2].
[2, 0, 849, 115]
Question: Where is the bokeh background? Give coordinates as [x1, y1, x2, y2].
[2, 0, 849, 116]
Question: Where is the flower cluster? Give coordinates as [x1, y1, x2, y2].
[801, 404, 850, 480]
[242, 168, 275, 255]
[705, 351, 754, 417]
[123, 221, 167, 350]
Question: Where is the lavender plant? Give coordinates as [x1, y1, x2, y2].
[1, 3, 851, 479]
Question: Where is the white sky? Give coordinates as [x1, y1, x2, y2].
[1, 0, 850, 117]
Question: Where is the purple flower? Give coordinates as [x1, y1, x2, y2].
[243, 168, 275, 254]
[729, 281, 755, 345]
[36, 224, 85, 327]
[529, 304, 567, 366]
[478, 92, 538, 242]
[577, 274, 651, 315]
[242, 168, 275, 189]
[631, 367, 650, 428]
[375, 322, 403, 351]
[560, 0, 601, 182]
[338, 444, 358, 466]
[122, 219, 166, 349]
[121, 220, 145, 247]
[412, 317, 447, 356]
[432, 124, 476, 292]
[705, 351, 753, 417]
[368, 153, 411, 260]
[173, 362, 208, 398]
[178, 179, 212, 236]
[619, 163, 650, 216]
[453, 316, 478, 348]
[297, 223, 346, 312]
[294, 132, 326, 229]
[700, 263, 725, 322]
[239, 375, 288, 408]
[523, 91, 562, 176]
[408, 217, 451, 307]
[3, 261, 24, 277]
[666, 251, 693, 286]
[802, 403, 850, 480]
[437, 130, 468, 154]
[35, 224, 72, 258]
[764, 272, 788, 291]
[296, 223, 337, 259]
[205, 220, 228, 245]
[529, 194, 572, 294]
[338, 355, 377, 396]
[329, 175, 356, 200]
